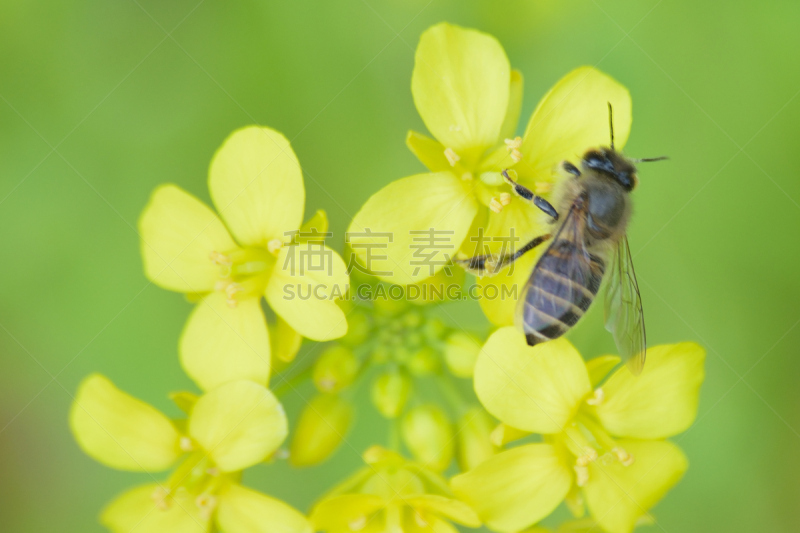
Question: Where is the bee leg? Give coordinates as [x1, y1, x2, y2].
[455, 234, 552, 277]
[562, 161, 581, 176]
[501, 169, 559, 221]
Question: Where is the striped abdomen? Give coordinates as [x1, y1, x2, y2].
[520, 238, 606, 345]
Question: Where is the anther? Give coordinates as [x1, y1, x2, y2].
[349, 516, 367, 531]
[586, 388, 605, 406]
[179, 436, 194, 452]
[498, 193, 511, 206]
[489, 198, 504, 214]
[613, 447, 635, 466]
[574, 464, 590, 487]
[576, 447, 598, 467]
[267, 239, 283, 255]
[209, 251, 231, 266]
[444, 147, 460, 167]
[505, 137, 523, 162]
[151, 487, 171, 510]
[225, 282, 243, 308]
[195, 494, 218, 520]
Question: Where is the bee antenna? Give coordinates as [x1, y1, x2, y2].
[632, 156, 669, 163]
[607, 102, 615, 150]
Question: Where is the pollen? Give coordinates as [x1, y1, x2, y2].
[613, 447, 635, 467]
[586, 388, 605, 406]
[348, 516, 367, 531]
[444, 147, 460, 167]
[179, 436, 194, 452]
[576, 447, 598, 467]
[489, 198, 503, 213]
[267, 239, 283, 255]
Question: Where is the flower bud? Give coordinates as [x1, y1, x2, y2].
[289, 393, 353, 467]
[443, 332, 482, 378]
[407, 347, 440, 375]
[370, 370, 412, 418]
[401, 404, 454, 471]
[423, 317, 446, 341]
[456, 407, 497, 471]
[339, 311, 371, 347]
[373, 294, 409, 316]
[313, 345, 359, 393]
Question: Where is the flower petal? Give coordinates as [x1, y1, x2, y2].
[412, 23, 510, 154]
[270, 315, 303, 364]
[209, 126, 304, 247]
[451, 443, 571, 532]
[266, 245, 349, 341]
[180, 291, 271, 391]
[405, 495, 480, 527]
[595, 342, 705, 439]
[139, 184, 236, 293]
[406, 131, 451, 172]
[499, 70, 524, 140]
[70, 374, 180, 472]
[310, 494, 385, 531]
[584, 440, 687, 533]
[517, 67, 632, 184]
[101, 484, 208, 533]
[587, 355, 621, 387]
[347, 172, 478, 285]
[474, 328, 591, 434]
[216, 483, 312, 533]
[188, 380, 287, 472]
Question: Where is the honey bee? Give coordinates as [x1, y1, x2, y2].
[459, 104, 665, 374]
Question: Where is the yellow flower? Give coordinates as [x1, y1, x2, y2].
[70, 374, 308, 533]
[311, 446, 480, 533]
[451, 329, 704, 533]
[347, 22, 630, 306]
[139, 126, 349, 391]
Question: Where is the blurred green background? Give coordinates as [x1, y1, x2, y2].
[2, 0, 800, 531]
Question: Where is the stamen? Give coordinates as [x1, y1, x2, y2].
[586, 388, 605, 406]
[179, 436, 194, 452]
[151, 486, 170, 510]
[195, 494, 218, 520]
[460, 172, 473, 181]
[613, 447, 635, 466]
[534, 182, 552, 194]
[206, 467, 220, 477]
[349, 516, 367, 531]
[267, 239, 283, 255]
[444, 147, 460, 167]
[498, 193, 511, 206]
[574, 464, 590, 487]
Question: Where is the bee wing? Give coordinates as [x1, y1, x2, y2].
[517, 201, 599, 341]
[604, 235, 646, 374]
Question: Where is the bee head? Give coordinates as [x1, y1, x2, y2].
[581, 148, 638, 191]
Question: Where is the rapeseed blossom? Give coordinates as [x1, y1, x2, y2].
[452, 329, 704, 533]
[139, 126, 349, 391]
[70, 374, 308, 533]
[311, 446, 480, 533]
[347, 23, 631, 333]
